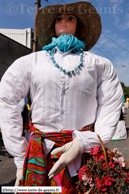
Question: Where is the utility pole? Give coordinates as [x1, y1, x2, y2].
[32, 0, 41, 52]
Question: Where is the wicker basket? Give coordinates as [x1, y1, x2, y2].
[84, 135, 109, 194]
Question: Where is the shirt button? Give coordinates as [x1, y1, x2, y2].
[61, 110, 64, 115]
[62, 89, 65, 94]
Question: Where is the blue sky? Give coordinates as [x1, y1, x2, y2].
[0, 0, 129, 86]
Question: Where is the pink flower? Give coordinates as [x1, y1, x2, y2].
[113, 156, 125, 167]
[78, 165, 88, 181]
[112, 148, 122, 157]
[78, 165, 93, 186]
[82, 175, 92, 185]
[112, 148, 119, 153]
[113, 157, 118, 162]
[82, 174, 87, 181]
[118, 157, 125, 167]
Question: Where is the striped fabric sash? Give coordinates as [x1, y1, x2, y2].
[21, 123, 94, 186]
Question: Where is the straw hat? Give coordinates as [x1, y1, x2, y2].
[35, 1, 101, 51]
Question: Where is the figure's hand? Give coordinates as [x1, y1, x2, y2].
[48, 138, 81, 179]
[15, 168, 23, 186]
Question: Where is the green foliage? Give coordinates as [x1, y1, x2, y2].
[121, 82, 129, 99]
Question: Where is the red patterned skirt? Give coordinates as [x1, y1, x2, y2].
[21, 123, 94, 193]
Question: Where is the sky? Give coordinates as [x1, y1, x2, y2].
[0, 0, 129, 86]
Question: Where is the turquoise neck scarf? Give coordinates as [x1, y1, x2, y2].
[42, 34, 85, 54]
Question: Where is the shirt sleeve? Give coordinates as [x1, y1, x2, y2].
[0, 56, 30, 168]
[72, 58, 123, 154]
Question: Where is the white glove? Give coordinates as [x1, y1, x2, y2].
[15, 168, 23, 186]
[48, 138, 81, 179]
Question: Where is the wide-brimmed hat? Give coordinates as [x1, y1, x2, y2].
[35, 1, 102, 51]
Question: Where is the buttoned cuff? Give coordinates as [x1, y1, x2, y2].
[72, 131, 99, 154]
[14, 156, 25, 169]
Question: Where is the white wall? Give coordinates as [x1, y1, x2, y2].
[0, 28, 33, 49]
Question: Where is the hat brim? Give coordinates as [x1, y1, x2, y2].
[35, 1, 102, 51]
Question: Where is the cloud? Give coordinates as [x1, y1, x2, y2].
[91, 42, 129, 86]
[109, 0, 124, 6]
[95, 0, 129, 31]
[95, 0, 124, 7]
[109, 1, 129, 31]
[91, 29, 129, 72]
[109, 0, 120, 3]
[111, 6, 129, 31]
[94, 0, 105, 6]
[90, 0, 129, 85]
[125, 8, 129, 19]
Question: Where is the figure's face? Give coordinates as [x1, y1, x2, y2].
[55, 12, 77, 37]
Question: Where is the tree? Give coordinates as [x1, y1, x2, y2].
[121, 82, 129, 99]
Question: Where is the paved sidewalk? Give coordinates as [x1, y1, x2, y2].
[0, 151, 16, 187]
[107, 108, 129, 161]
[0, 109, 129, 193]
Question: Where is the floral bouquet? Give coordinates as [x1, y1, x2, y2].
[76, 135, 129, 194]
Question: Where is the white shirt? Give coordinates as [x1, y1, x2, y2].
[0, 48, 123, 176]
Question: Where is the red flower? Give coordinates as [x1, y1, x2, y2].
[101, 188, 107, 192]
[109, 161, 114, 169]
[90, 146, 100, 156]
[102, 163, 107, 169]
[125, 172, 129, 183]
[78, 165, 88, 181]
[95, 176, 115, 191]
[95, 154, 104, 162]
[104, 176, 115, 186]
[77, 147, 129, 193]
[90, 147, 105, 164]
[99, 155, 104, 161]
[95, 177, 106, 191]
[95, 157, 98, 162]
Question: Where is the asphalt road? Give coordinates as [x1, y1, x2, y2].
[107, 108, 129, 161]
[0, 109, 129, 194]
